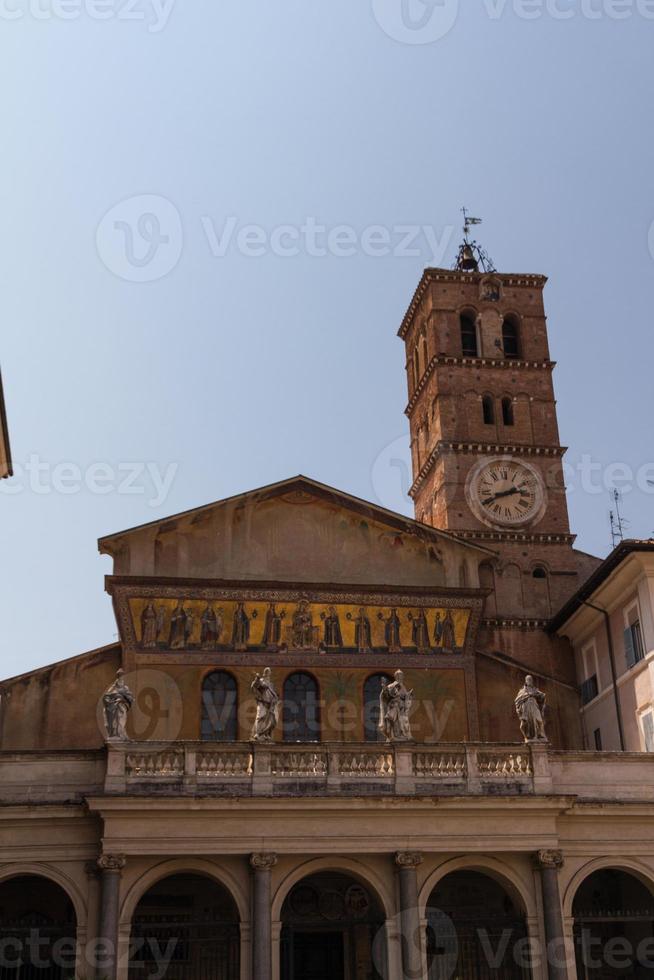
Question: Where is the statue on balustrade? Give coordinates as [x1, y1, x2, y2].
[200, 604, 223, 650]
[169, 601, 192, 649]
[515, 675, 548, 743]
[251, 667, 280, 742]
[263, 603, 284, 650]
[349, 608, 373, 653]
[379, 670, 413, 743]
[379, 608, 402, 653]
[322, 606, 343, 649]
[102, 669, 135, 741]
[410, 609, 430, 651]
[232, 602, 250, 651]
[141, 601, 163, 649]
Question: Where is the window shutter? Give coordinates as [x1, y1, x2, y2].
[624, 627, 636, 668]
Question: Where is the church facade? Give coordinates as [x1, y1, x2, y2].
[1, 262, 654, 980]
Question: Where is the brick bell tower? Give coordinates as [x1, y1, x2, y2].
[398, 221, 597, 629]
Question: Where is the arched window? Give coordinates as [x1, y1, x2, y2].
[460, 313, 478, 357]
[502, 316, 521, 359]
[201, 671, 238, 741]
[283, 672, 320, 742]
[533, 566, 547, 580]
[502, 397, 514, 426]
[482, 395, 495, 425]
[363, 673, 392, 742]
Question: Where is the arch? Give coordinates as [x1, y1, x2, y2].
[502, 314, 521, 359]
[482, 394, 495, 425]
[272, 857, 393, 924]
[460, 311, 479, 358]
[0, 863, 86, 927]
[201, 669, 238, 741]
[282, 671, 321, 742]
[119, 858, 249, 928]
[501, 396, 515, 426]
[363, 673, 393, 742]
[419, 855, 536, 920]
[562, 857, 654, 921]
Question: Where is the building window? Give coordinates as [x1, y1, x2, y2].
[501, 397, 515, 426]
[624, 619, 645, 669]
[482, 395, 495, 425]
[580, 674, 599, 705]
[283, 672, 321, 742]
[593, 728, 603, 751]
[502, 316, 521, 359]
[642, 711, 654, 752]
[363, 674, 392, 742]
[201, 671, 238, 741]
[460, 314, 478, 357]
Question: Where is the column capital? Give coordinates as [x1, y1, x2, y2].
[250, 852, 278, 872]
[395, 851, 423, 869]
[534, 849, 564, 870]
[97, 853, 127, 873]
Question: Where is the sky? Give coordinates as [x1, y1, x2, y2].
[1, 0, 653, 678]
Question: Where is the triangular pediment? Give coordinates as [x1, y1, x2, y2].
[99, 476, 490, 589]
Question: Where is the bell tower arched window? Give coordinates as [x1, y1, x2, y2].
[482, 395, 495, 425]
[502, 397, 515, 426]
[201, 671, 238, 741]
[502, 316, 521, 359]
[460, 313, 478, 357]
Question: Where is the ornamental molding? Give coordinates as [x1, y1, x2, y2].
[481, 617, 551, 632]
[534, 849, 564, 870]
[395, 851, 423, 869]
[410, 442, 567, 497]
[97, 854, 126, 873]
[250, 853, 278, 872]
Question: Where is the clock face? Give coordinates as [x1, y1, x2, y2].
[466, 458, 546, 529]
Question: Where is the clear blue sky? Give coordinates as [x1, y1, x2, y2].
[1, 0, 653, 677]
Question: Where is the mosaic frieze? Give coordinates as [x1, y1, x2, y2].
[129, 597, 470, 655]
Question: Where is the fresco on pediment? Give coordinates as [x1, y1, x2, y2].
[129, 596, 471, 655]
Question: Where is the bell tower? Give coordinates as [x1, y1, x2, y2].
[398, 226, 593, 622]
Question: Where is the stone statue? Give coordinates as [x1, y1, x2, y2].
[102, 669, 135, 741]
[378, 608, 402, 654]
[169, 601, 192, 649]
[515, 675, 548, 743]
[322, 606, 343, 649]
[262, 604, 284, 650]
[410, 609, 430, 651]
[141, 601, 159, 648]
[232, 602, 250, 651]
[379, 670, 413, 743]
[200, 604, 222, 650]
[349, 608, 373, 653]
[291, 600, 314, 649]
[251, 667, 280, 742]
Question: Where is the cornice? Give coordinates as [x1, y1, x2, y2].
[398, 269, 548, 340]
[410, 442, 567, 497]
[405, 357, 555, 416]
[481, 617, 552, 632]
[453, 530, 576, 546]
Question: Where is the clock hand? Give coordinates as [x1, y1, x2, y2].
[483, 487, 522, 503]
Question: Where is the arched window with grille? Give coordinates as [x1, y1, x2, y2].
[460, 313, 478, 357]
[482, 395, 495, 425]
[201, 671, 238, 741]
[363, 674, 392, 742]
[502, 316, 521, 359]
[283, 672, 321, 742]
[502, 397, 515, 426]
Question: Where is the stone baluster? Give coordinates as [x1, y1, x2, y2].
[534, 849, 570, 980]
[395, 851, 424, 980]
[250, 852, 277, 980]
[97, 854, 126, 980]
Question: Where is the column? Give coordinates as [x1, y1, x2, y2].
[534, 850, 569, 980]
[395, 852, 423, 980]
[250, 852, 277, 980]
[97, 854, 126, 980]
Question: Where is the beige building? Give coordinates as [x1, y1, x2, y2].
[2, 259, 654, 980]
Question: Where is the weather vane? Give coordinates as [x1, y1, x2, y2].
[454, 207, 496, 274]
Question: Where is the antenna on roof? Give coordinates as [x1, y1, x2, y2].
[454, 207, 496, 274]
[609, 489, 629, 548]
